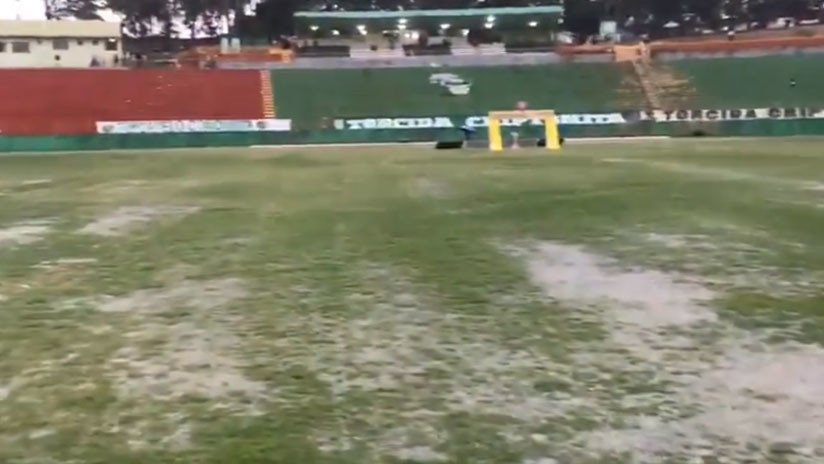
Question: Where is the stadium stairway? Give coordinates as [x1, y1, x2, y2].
[631, 58, 697, 110]
[632, 59, 664, 109]
[0, 69, 265, 136]
[260, 70, 276, 118]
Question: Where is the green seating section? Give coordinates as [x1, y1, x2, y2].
[271, 63, 641, 127]
[270, 56, 824, 126]
[671, 55, 824, 108]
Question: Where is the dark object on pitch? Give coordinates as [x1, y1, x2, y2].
[435, 140, 465, 150]
[537, 137, 565, 147]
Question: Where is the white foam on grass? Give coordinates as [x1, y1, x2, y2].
[78, 206, 199, 237]
[20, 179, 53, 187]
[392, 446, 448, 462]
[406, 177, 451, 199]
[98, 278, 262, 405]
[0, 220, 53, 247]
[290, 264, 574, 460]
[97, 278, 247, 314]
[33, 258, 98, 269]
[520, 241, 824, 462]
[110, 321, 266, 404]
[91, 275, 265, 450]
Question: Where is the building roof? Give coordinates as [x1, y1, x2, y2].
[295, 6, 563, 20]
[0, 19, 121, 38]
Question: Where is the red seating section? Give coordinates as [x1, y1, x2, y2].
[0, 69, 264, 136]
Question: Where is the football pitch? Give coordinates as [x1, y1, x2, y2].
[1, 138, 824, 464]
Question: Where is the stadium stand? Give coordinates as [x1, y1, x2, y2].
[0, 69, 265, 136]
[3, 53, 818, 139]
[271, 63, 642, 127]
[671, 55, 824, 108]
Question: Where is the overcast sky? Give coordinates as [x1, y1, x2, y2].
[1, 0, 125, 20]
[1, 0, 260, 20]
[1, 0, 258, 38]
[0, 0, 46, 19]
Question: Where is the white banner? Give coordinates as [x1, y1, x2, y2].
[96, 119, 292, 134]
[638, 107, 824, 122]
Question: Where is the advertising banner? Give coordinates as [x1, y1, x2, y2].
[333, 108, 824, 130]
[333, 113, 628, 130]
[637, 107, 824, 122]
[96, 119, 292, 134]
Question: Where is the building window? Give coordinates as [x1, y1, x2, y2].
[0, 42, 5, 53]
[11, 41, 30, 53]
[92, 39, 99, 45]
[105, 39, 118, 51]
[77, 39, 84, 45]
[53, 38, 69, 50]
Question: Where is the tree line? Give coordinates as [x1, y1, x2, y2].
[43, 0, 822, 39]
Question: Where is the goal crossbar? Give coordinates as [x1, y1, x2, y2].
[487, 109, 561, 152]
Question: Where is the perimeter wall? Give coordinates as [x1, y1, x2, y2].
[3, 118, 824, 152]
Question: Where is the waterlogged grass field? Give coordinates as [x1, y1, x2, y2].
[1, 139, 824, 464]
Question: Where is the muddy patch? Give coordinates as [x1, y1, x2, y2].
[0, 219, 54, 247]
[78, 206, 199, 237]
[518, 241, 824, 462]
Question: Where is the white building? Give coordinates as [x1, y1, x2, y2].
[0, 19, 122, 68]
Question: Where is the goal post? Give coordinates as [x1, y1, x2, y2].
[488, 109, 561, 152]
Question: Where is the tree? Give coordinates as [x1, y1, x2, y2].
[563, 0, 605, 38]
[107, 0, 170, 37]
[68, 0, 105, 19]
[254, 0, 302, 38]
[178, 0, 234, 38]
[45, 0, 104, 19]
[44, 0, 64, 19]
[683, 0, 723, 29]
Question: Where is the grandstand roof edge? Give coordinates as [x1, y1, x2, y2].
[294, 6, 563, 19]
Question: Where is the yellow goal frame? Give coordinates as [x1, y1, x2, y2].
[488, 110, 561, 152]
